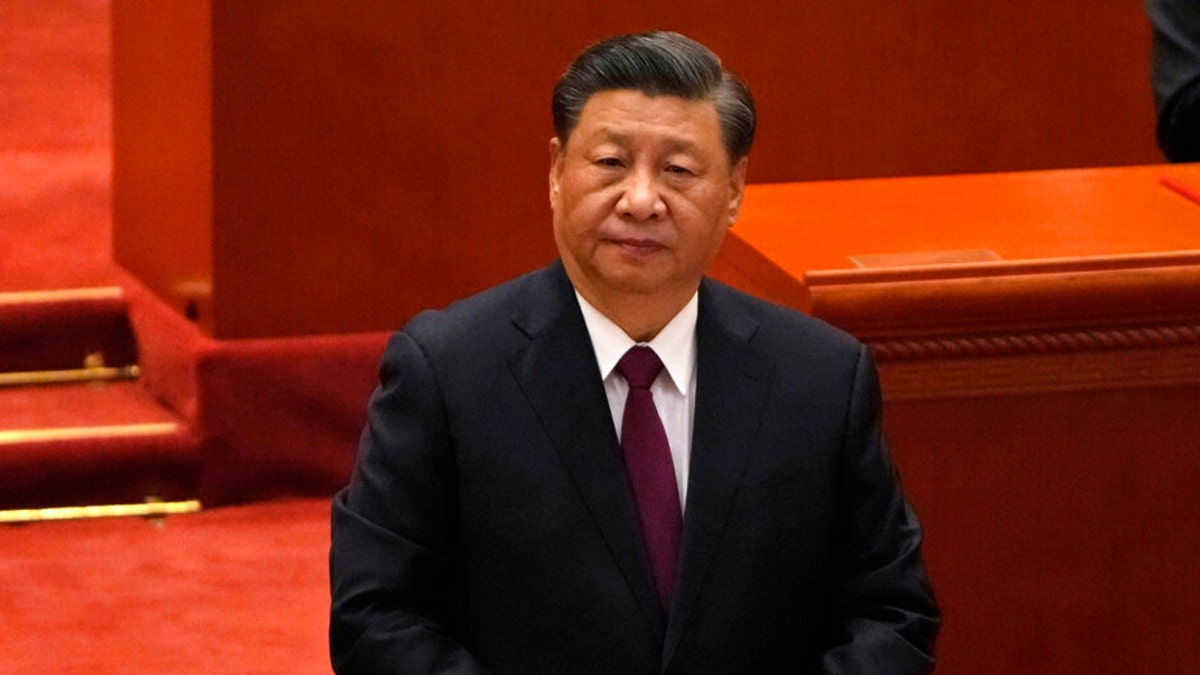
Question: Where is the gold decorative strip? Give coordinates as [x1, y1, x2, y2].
[0, 364, 140, 388]
[0, 422, 180, 445]
[0, 500, 201, 524]
[0, 286, 124, 305]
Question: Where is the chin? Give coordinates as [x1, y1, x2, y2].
[601, 270, 678, 297]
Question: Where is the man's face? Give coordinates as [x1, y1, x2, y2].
[549, 89, 747, 311]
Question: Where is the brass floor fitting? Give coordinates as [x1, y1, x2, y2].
[0, 499, 202, 524]
[0, 364, 140, 388]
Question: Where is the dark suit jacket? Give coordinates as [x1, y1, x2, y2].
[330, 261, 939, 674]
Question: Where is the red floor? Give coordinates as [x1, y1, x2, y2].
[0, 498, 334, 674]
[1, 0, 114, 293]
[1, 4, 335, 672]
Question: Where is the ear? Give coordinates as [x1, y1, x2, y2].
[726, 156, 749, 226]
[548, 136, 563, 206]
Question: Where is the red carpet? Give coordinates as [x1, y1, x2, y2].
[0, 0, 114, 293]
[1, 5, 343, 670]
[0, 0, 384, 510]
[0, 499, 333, 674]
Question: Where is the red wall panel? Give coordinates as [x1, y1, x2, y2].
[113, 1, 1161, 338]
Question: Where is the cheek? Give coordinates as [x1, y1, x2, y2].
[564, 187, 616, 225]
[676, 188, 733, 232]
[696, 225, 730, 257]
[674, 209, 733, 262]
[554, 202, 600, 248]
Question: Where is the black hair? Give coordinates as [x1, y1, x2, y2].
[552, 31, 756, 161]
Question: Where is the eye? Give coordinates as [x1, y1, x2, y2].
[665, 164, 694, 176]
[596, 157, 623, 168]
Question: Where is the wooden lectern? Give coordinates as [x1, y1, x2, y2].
[713, 164, 1200, 673]
[718, 164, 1200, 400]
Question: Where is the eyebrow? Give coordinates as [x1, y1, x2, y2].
[593, 128, 702, 155]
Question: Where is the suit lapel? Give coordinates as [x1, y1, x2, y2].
[506, 263, 666, 640]
[664, 279, 774, 668]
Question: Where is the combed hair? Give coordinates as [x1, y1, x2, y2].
[552, 31, 756, 161]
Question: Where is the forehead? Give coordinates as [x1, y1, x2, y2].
[570, 89, 724, 152]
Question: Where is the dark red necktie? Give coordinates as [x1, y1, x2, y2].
[615, 346, 683, 613]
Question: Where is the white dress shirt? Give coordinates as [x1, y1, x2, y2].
[575, 291, 697, 511]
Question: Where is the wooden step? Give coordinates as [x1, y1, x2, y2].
[0, 286, 138, 375]
[0, 381, 200, 509]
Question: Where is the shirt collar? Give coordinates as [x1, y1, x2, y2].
[575, 291, 698, 395]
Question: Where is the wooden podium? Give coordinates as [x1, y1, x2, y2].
[718, 164, 1200, 399]
[712, 164, 1200, 673]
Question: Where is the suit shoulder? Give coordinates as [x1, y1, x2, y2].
[704, 278, 863, 357]
[397, 263, 562, 356]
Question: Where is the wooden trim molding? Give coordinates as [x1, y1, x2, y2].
[807, 249, 1200, 287]
[877, 344, 1200, 401]
[869, 321, 1200, 362]
[726, 248, 1200, 399]
[806, 258, 1200, 338]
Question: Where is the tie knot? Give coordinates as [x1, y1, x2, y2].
[616, 346, 664, 389]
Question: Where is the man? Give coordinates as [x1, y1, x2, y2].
[330, 31, 939, 674]
[1147, 0, 1200, 162]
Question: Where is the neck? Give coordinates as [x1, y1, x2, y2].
[578, 286, 695, 343]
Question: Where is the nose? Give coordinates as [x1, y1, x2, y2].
[616, 168, 666, 222]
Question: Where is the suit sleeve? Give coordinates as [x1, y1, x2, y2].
[819, 345, 941, 674]
[329, 330, 487, 674]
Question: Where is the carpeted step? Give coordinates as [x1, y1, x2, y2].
[0, 381, 200, 509]
[0, 287, 138, 375]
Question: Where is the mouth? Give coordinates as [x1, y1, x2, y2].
[608, 238, 666, 256]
